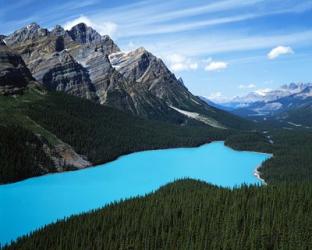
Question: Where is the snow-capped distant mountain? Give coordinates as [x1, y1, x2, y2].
[208, 83, 312, 118]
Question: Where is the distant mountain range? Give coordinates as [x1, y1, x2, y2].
[202, 83, 312, 127]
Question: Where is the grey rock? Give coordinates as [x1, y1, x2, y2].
[109, 48, 206, 111]
[31, 50, 97, 100]
[3, 23, 230, 126]
[0, 41, 34, 95]
[84, 51, 136, 112]
[4, 23, 49, 46]
[68, 23, 102, 44]
[51, 25, 66, 36]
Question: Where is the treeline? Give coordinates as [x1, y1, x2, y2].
[4, 179, 312, 250]
[0, 125, 53, 183]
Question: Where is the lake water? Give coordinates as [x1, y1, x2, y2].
[0, 141, 271, 245]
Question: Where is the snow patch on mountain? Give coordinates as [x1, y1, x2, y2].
[170, 106, 226, 129]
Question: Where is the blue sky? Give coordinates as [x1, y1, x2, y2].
[1, 0, 312, 101]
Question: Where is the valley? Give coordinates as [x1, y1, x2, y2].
[0, 142, 270, 245]
[1, 14, 312, 250]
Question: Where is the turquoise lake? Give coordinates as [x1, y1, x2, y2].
[0, 141, 271, 245]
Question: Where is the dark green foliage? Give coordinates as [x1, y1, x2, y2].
[283, 104, 312, 126]
[226, 129, 312, 183]
[225, 132, 273, 153]
[26, 92, 230, 165]
[259, 130, 312, 183]
[0, 90, 231, 183]
[5, 179, 312, 250]
[2, 90, 312, 250]
[0, 125, 53, 184]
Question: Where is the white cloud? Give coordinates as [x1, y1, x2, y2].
[63, 15, 118, 37]
[239, 84, 256, 89]
[167, 53, 198, 72]
[254, 88, 272, 96]
[139, 30, 312, 61]
[205, 61, 228, 71]
[267, 46, 294, 59]
[64, 16, 93, 30]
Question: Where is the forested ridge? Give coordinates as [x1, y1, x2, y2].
[3, 180, 312, 250]
[225, 129, 312, 183]
[0, 89, 231, 183]
[26, 92, 230, 165]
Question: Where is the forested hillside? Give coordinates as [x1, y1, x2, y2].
[4, 180, 312, 250]
[3, 119, 312, 249]
[0, 125, 53, 183]
[225, 129, 312, 183]
[0, 88, 231, 183]
[26, 92, 230, 164]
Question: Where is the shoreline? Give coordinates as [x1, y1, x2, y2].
[254, 166, 267, 185]
[1, 140, 272, 186]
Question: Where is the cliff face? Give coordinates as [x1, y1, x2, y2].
[31, 50, 98, 100]
[0, 40, 34, 94]
[2, 22, 240, 127]
[109, 48, 202, 109]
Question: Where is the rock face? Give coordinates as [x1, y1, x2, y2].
[3, 22, 245, 127]
[0, 40, 34, 94]
[31, 50, 97, 100]
[4, 23, 48, 46]
[67, 23, 102, 44]
[109, 48, 210, 112]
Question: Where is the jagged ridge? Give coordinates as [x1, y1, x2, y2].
[3, 22, 251, 128]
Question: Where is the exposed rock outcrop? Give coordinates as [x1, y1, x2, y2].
[4, 23, 48, 46]
[31, 50, 97, 100]
[3, 22, 234, 127]
[109, 48, 208, 111]
[67, 23, 102, 44]
[0, 40, 34, 94]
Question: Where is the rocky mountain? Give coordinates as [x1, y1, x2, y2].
[0, 39, 34, 94]
[109, 48, 197, 108]
[214, 83, 312, 118]
[2, 22, 251, 128]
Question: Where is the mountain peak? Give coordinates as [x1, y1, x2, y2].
[51, 25, 65, 36]
[26, 22, 40, 30]
[178, 77, 184, 85]
[5, 22, 48, 46]
[136, 47, 147, 53]
[68, 23, 102, 44]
